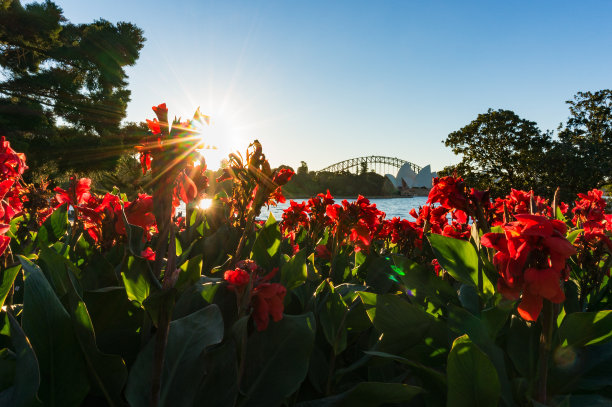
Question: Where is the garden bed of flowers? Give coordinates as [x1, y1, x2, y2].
[0, 104, 610, 407]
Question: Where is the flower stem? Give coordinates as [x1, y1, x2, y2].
[151, 228, 177, 407]
[536, 300, 555, 404]
[233, 210, 256, 267]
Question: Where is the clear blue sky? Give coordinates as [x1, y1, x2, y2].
[49, 0, 612, 172]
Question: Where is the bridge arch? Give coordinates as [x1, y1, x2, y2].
[316, 156, 422, 176]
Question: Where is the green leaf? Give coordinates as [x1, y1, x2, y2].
[391, 255, 458, 309]
[556, 206, 568, 222]
[38, 247, 81, 299]
[193, 341, 239, 407]
[82, 288, 143, 366]
[35, 203, 68, 247]
[481, 301, 513, 339]
[0, 312, 42, 407]
[458, 284, 480, 316]
[65, 279, 128, 407]
[566, 229, 583, 244]
[125, 305, 224, 407]
[176, 254, 203, 291]
[317, 281, 348, 355]
[240, 313, 316, 407]
[296, 382, 423, 407]
[558, 310, 612, 347]
[121, 256, 155, 308]
[280, 249, 308, 290]
[120, 207, 145, 256]
[250, 214, 281, 270]
[446, 335, 500, 407]
[19, 256, 90, 407]
[363, 350, 446, 391]
[0, 265, 20, 309]
[427, 233, 494, 295]
[447, 304, 514, 407]
[358, 292, 447, 359]
[549, 341, 612, 395]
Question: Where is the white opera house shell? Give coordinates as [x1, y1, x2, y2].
[385, 164, 437, 189]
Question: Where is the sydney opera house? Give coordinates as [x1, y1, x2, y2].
[385, 163, 437, 193]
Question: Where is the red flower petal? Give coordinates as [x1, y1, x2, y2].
[517, 289, 543, 322]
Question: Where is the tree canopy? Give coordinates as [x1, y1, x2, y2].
[442, 109, 552, 197]
[443, 91, 612, 200]
[550, 90, 612, 195]
[0, 0, 145, 174]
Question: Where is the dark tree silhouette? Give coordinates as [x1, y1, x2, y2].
[0, 0, 145, 174]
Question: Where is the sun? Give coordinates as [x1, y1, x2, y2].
[195, 113, 246, 171]
[198, 198, 213, 210]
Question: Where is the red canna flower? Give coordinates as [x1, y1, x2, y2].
[427, 176, 468, 211]
[572, 189, 607, 225]
[54, 177, 93, 206]
[224, 260, 286, 331]
[224, 268, 250, 287]
[315, 244, 332, 260]
[251, 283, 286, 331]
[0, 136, 27, 179]
[492, 189, 551, 225]
[141, 247, 156, 261]
[281, 200, 310, 242]
[482, 214, 576, 321]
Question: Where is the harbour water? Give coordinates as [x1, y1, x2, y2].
[258, 196, 429, 221]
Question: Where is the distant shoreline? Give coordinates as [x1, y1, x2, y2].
[283, 195, 427, 200]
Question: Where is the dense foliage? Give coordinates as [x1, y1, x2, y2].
[0, 104, 611, 407]
[0, 0, 145, 174]
[443, 90, 612, 201]
[282, 168, 396, 198]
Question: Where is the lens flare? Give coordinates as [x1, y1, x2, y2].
[198, 198, 213, 210]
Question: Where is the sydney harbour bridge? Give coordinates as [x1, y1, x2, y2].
[315, 155, 422, 176]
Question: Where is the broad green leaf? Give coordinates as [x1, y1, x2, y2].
[79, 253, 118, 290]
[481, 301, 513, 339]
[65, 279, 128, 407]
[176, 254, 203, 291]
[19, 256, 90, 407]
[391, 255, 458, 309]
[250, 213, 281, 270]
[446, 335, 500, 407]
[506, 315, 539, 380]
[120, 207, 145, 256]
[35, 203, 68, 247]
[317, 281, 348, 355]
[280, 249, 308, 290]
[458, 284, 480, 316]
[121, 255, 155, 308]
[38, 247, 81, 299]
[447, 304, 514, 407]
[364, 350, 446, 391]
[296, 382, 423, 407]
[83, 288, 143, 365]
[558, 310, 612, 347]
[193, 340, 239, 407]
[0, 265, 20, 309]
[125, 305, 224, 407]
[427, 233, 494, 295]
[549, 341, 612, 395]
[359, 255, 394, 294]
[0, 348, 15, 392]
[240, 313, 316, 407]
[0, 312, 42, 407]
[358, 292, 447, 359]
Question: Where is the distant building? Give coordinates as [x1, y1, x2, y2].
[385, 163, 437, 195]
